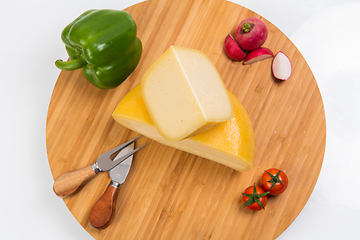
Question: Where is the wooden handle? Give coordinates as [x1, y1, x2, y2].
[89, 184, 120, 229]
[53, 165, 96, 198]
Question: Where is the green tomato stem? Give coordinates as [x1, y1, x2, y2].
[265, 170, 286, 191]
[242, 183, 269, 209]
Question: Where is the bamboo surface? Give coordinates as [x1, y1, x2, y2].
[46, 0, 326, 239]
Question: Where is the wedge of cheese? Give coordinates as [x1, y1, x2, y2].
[112, 84, 255, 172]
[141, 46, 233, 142]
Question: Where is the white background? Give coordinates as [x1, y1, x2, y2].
[1, 0, 359, 239]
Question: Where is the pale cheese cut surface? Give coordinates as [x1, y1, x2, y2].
[141, 46, 234, 142]
[112, 84, 254, 172]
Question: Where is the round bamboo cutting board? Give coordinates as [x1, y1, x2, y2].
[46, 0, 326, 239]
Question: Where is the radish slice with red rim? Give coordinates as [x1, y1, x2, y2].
[272, 51, 292, 80]
[243, 47, 273, 65]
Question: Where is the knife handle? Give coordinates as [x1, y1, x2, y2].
[53, 165, 97, 198]
[89, 182, 120, 229]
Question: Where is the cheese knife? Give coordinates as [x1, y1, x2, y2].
[53, 136, 144, 198]
[89, 142, 135, 229]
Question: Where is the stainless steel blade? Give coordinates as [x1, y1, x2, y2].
[109, 142, 134, 184]
[96, 142, 144, 172]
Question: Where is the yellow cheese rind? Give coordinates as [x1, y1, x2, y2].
[112, 84, 254, 172]
[141, 46, 233, 142]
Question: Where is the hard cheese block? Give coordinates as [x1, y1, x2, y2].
[141, 46, 233, 142]
[112, 84, 254, 172]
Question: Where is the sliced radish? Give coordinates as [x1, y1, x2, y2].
[272, 51, 292, 80]
[243, 47, 273, 65]
[223, 34, 246, 61]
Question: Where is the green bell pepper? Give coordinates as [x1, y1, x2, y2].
[55, 9, 142, 89]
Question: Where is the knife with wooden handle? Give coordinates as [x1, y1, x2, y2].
[89, 142, 134, 229]
[53, 136, 144, 198]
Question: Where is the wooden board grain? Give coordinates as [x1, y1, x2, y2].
[46, 0, 326, 239]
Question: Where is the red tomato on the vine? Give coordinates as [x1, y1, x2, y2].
[261, 168, 288, 195]
[242, 184, 268, 211]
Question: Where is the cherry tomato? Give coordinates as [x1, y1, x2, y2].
[242, 184, 268, 211]
[261, 168, 288, 195]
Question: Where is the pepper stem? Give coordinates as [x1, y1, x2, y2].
[55, 56, 87, 71]
[242, 22, 252, 33]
